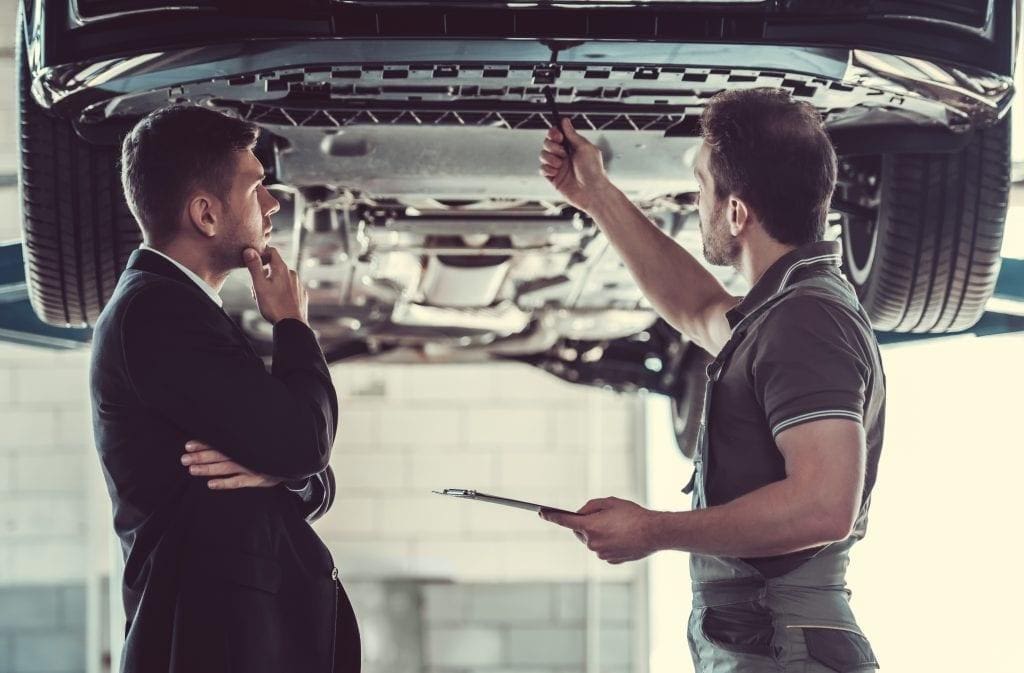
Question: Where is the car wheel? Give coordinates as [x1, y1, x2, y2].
[670, 345, 711, 461]
[837, 117, 1010, 333]
[16, 8, 141, 327]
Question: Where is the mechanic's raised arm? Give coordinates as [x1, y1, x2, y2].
[123, 247, 338, 481]
[540, 119, 737, 354]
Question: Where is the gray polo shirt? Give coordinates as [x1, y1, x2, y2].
[706, 240, 886, 577]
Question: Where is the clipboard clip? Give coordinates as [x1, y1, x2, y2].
[432, 488, 476, 497]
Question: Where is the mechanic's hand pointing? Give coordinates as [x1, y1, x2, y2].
[539, 118, 610, 213]
[243, 246, 308, 325]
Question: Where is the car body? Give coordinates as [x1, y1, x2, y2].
[17, 1, 1020, 413]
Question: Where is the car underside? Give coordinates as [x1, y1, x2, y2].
[16, 1, 1020, 413]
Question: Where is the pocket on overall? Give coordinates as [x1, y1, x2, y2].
[699, 601, 775, 656]
[802, 627, 879, 672]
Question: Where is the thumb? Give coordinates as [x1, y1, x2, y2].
[577, 498, 612, 516]
[560, 117, 584, 147]
[243, 248, 266, 285]
[540, 509, 584, 530]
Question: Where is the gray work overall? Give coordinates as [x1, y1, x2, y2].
[683, 271, 880, 672]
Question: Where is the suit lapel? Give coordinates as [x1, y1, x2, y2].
[125, 249, 264, 363]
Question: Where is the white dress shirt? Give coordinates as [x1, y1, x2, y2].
[139, 244, 223, 307]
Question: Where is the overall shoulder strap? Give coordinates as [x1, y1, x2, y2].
[712, 272, 854, 378]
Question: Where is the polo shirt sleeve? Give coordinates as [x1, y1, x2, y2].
[751, 295, 871, 439]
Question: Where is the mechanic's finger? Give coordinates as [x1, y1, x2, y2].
[543, 139, 568, 157]
[181, 449, 231, 466]
[547, 127, 564, 144]
[539, 509, 586, 529]
[539, 150, 564, 168]
[184, 440, 213, 452]
[577, 498, 612, 516]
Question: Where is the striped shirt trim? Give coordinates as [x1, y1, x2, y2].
[772, 409, 863, 437]
[776, 253, 843, 293]
[730, 253, 843, 328]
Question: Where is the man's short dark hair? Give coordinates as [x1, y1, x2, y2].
[120, 105, 259, 245]
[700, 88, 837, 246]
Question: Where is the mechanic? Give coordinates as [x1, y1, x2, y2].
[538, 88, 884, 672]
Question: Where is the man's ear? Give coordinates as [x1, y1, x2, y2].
[186, 194, 219, 239]
[728, 196, 750, 237]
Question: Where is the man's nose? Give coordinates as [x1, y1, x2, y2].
[262, 190, 280, 217]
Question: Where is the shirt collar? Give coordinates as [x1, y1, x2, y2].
[138, 244, 224, 308]
[725, 239, 842, 328]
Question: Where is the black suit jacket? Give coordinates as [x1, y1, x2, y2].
[89, 248, 360, 673]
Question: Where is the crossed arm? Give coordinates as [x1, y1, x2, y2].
[122, 282, 340, 522]
[180, 441, 336, 522]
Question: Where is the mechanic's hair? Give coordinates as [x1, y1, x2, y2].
[120, 105, 259, 246]
[700, 88, 836, 246]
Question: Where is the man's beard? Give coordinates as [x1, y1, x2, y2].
[211, 215, 262, 271]
[700, 200, 740, 267]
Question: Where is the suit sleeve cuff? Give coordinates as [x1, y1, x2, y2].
[284, 478, 315, 501]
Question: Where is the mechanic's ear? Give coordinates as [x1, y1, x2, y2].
[728, 196, 749, 237]
[186, 193, 219, 239]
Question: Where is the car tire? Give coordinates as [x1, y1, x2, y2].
[839, 117, 1010, 333]
[670, 345, 711, 461]
[16, 9, 141, 328]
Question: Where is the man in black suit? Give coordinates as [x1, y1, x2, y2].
[89, 105, 361, 672]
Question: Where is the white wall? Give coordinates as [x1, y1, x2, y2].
[0, 344, 95, 585]
[0, 352, 642, 587]
[318, 362, 642, 583]
[0, 346, 643, 671]
[845, 332, 1024, 673]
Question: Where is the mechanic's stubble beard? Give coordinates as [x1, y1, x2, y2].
[700, 198, 740, 268]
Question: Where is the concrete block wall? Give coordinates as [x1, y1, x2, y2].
[0, 343, 94, 586]
[316, 362, 642, 584]
[422, 582, 635, 673]
[0, 585, 86, 673]
[0, 343, 96, 673]
[0, 336, 644, 671]
[0, 349, 642, 589]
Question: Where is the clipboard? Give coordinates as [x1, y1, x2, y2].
[432, 488, 573, 515]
